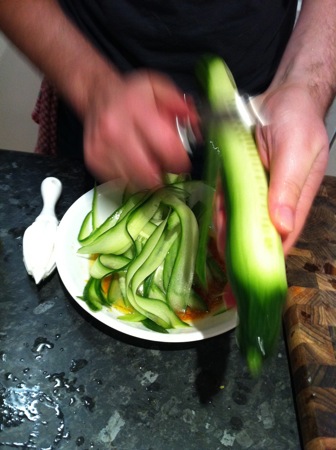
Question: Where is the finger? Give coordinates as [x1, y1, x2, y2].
[261, 122, 328, 252]
[147, 72, 200, 137]
[123, 72, 193, 174]
[141, 112, 191, 174]
[84, 112, 163, 188]
[281, 153, 327, 253]
[147, 72, 191, 117]
[113, 100, 192, 177]
[115, 139, 163, 190]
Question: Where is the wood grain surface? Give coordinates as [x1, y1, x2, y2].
[284, 176, 336, 450]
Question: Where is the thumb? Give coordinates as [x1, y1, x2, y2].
[259, 123, 328, 253]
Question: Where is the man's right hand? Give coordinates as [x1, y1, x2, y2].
[83, 70, 198, 189]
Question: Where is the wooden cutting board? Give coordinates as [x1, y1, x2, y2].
[284, 175, 336, 450]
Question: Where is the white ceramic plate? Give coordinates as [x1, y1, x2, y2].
[55, 181, 238, 343]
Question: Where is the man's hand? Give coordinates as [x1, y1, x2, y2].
[255, 83, 329, 253]
[0, 1, 198, 191]
[83, 71, 197, 190]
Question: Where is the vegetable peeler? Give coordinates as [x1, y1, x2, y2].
[176, 92, 264, 154]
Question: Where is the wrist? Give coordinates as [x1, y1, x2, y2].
[270, 56, 335, 118]
[69, 56, 123, 119]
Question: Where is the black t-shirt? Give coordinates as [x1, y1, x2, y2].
[56, 0, 298, 160]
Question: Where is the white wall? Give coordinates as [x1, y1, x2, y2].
[0, 32, 42, 152]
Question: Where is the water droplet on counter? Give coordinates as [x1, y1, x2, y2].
[0, 384, 67, 447]
[70, 359, 88, 373]
[76, 436, 85, 446]
[4, 373, 18, 382]
[31, 337, 54, 353]
[46, 372, 79, 396]
[76, 385, 85, 394]
[0, 351, 7, 362]
[63, 430, 71, 440]
[82, 396, 95, 412]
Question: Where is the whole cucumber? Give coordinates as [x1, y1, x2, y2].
[199, 56, 288, 375]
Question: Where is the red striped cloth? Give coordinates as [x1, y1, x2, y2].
[32, 77, 58, 156]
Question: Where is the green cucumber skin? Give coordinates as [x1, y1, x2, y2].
[217, 126, 285, 277]
[215, 126, 287, 362]
[203, 56, 288, 373]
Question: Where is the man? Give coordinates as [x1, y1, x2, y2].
[0, 0, 334, 253]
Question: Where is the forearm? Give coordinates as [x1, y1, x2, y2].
[270, 0, 336, 116]
[0, 0, 122, 118]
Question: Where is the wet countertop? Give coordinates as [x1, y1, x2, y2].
[0, 149, 300, 450]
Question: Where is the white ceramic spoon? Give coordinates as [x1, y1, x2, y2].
[23, 177, 62, 284]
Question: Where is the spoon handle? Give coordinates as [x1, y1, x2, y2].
[39, 177, 62, 219]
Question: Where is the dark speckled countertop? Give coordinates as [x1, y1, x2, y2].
[0, 149, 301, 450]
